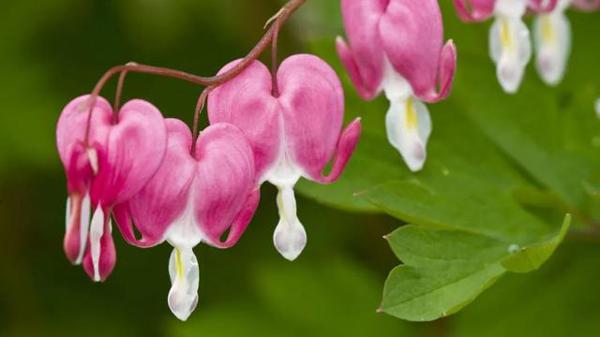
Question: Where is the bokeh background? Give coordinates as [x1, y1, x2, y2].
[1, 1, 599, 337]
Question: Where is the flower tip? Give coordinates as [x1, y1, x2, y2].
[273, 218, 307, 261]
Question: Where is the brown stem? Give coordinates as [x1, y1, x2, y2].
[191, 88, 212, 155]
[271, 16, 283, 97]
[83, 0, 306, 145]
[112, 64, 133, 121]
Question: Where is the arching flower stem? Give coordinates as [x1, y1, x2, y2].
[191, 88, 212, 155]
[83, 0, 307, 146]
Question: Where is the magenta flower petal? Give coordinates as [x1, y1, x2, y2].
[193, 123, 258, 248]
[453, 0, 496, 21]
[91, 99, 168, 206]
[528, 0, 558, 13]
[277, 54, 346, 180]
[337, 0, 388, 99]
[313, 118, 362, 184]
[64, 192, 90, 264]
[378, 0, 456, 103]
[207, 60, 281, 179]
[114, 119, 196, 248]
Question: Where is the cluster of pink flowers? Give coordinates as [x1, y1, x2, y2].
[57, 55, 361, 320]
[55, 0, 599, 321]
[453, 0, 600, 92]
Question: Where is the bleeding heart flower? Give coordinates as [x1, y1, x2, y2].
[113, 119, 259, 321]
[336, 0, 456, 171]
[453, 0, 557, 93]
[208, 54, 361, 261]
[533, 0, 600, 85]
[56, 95, 167, 281]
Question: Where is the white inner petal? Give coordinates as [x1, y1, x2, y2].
[382, 59, 432, 172]
[168, 246, 199, 321]
[533, 3, 571, 86]
[384, 96, 432, 172]
[89, 206, 104, 282]
[87, 148, 99, 175]
[76, 192, 91, 265]
[494, 0, 527, 18]
[273, 185, 307, 261]
[65, 197, 71, 232]
[490, 15, 532, 93]
[165, 183, 204, 249]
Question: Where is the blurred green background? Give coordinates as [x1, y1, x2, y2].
[1, 1, 599, 337]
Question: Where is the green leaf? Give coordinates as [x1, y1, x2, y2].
[379, 216, 569, 321]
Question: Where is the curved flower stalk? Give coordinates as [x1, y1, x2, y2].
[208, 54, 361, 261]
[56, 95, 168, 281]
[113, 119, 259, 321]
[453, 0, 558, 93]
[336, 0, 456, 171]
[533, 0, 600, 85]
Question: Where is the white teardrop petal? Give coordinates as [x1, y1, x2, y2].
[385, 96, 432, 172]
[168, 247, 199, 321]
[89, 206, 104, 282]
[273, 186, 307, 261]
[490, 16, 532, 93]
[534, 10, 571, 86]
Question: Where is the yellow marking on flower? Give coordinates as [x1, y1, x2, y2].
[405, 97, 418, 130]
[175, 248, 184, 279]
[541, 15, 555, 44]
[500, 18, 513, 51]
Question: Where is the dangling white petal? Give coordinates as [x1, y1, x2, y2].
[65, 197, 71, 232]
[273, 185, 307, 261]
[595, 98, 600, 119]
[385, 96, 432, 172]
[168, 246, 199, 321]
[89, 206, 104, 282]
[75, 192, 91, 265]
[494, 0, 527, 18]
[87, 148, 99, 175]
[490, 16, 532, 93]
[534, 9, 571, 86]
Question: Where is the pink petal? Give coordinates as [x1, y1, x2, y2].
[452, 0, 496, 21]
[528, 0, 558, 13]
[379, 0, 456, 103]
[312, 118, 362, 184]
[56, 95, 112, 194]
[91, 99, 168, 206]
[571, 0, 600, 11]
[193, 123, 257, 248]
[276, 54, 358, 182]
[207, 60, 281, 179]
[338, 0, 388, 98]
[114, 119, 196, 248]
[64, 192, 90, 264]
